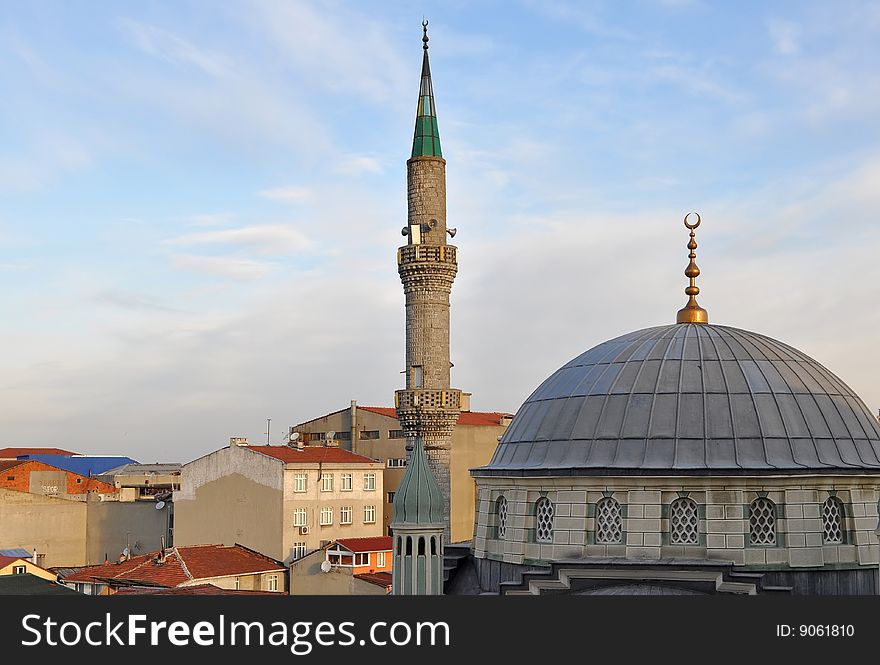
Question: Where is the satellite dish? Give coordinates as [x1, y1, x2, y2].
[122, 547, 130, 558]
[290, 432, 300, 442]
[155, 501, 166, 510]
[326, 431, 336, 440]
[320, 560, 332, 573]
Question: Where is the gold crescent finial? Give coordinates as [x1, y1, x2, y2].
[422, 19, 429, 49]
[676, 212, 709, 324]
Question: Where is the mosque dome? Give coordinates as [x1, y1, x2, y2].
[481, 323, 880, 475]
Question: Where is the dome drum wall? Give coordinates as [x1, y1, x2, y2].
[470, 478, 880, 579]
[477, 324, 880, 476]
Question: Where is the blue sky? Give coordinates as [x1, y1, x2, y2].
[1, 1, 879, 461]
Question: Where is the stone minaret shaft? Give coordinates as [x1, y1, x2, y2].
[395, 23, 460, 540]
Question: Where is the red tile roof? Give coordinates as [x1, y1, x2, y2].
[0, 447, 79, 458]
[354, 571, 392, 589]
[61, 544, 284, 587]
[357, 407, 512, 427]
[247, 445, 379, 465]
[0, 556, 28, 568]
[115, 584, 280, 596]
[0, 460, 24, 472]
[335, 536, 393, 553]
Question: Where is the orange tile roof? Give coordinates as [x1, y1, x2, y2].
[0, 447, 79, 458]
[335, 536, 393, 553]
[0, 460, 24, 472]
[358, 406, 513, 427]
[247, 445, 379, 465]
[354, 571, 392, 588]
[115, 584, 279, 596]
[61, 544, 284, 587]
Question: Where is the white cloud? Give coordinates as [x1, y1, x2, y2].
[334, 155, 384, 176]
[119, 18, 234, 78]
[167, 225, 313, 254]
[258, 186, 312, 203]
[169, 254, 274, 280]
[767, 19, 801, 56]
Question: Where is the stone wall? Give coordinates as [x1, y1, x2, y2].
[473, 477, 880, 573]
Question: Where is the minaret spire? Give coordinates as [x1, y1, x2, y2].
[412, 20, 442, 158]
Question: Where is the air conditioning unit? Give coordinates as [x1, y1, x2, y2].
[300, 526, 310, 535]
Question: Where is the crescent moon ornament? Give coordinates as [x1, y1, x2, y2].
[684, 212, 701, 230]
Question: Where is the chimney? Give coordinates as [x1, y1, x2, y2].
[32, 549, 37, 565]
[350, 400, 357, 452]
[230, 437, 249, 447]
[460, 393, 472, 412]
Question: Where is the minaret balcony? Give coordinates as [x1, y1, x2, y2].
[395, 388, 462, 412]
[397, 244, 457, 267]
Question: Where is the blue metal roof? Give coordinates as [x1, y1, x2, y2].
[476, 324, 880, 476]
[18, 455, 138, 476]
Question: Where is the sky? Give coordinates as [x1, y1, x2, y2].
[1, 0, 879, 462]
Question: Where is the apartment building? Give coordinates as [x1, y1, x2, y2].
[173, 442, 384, 563]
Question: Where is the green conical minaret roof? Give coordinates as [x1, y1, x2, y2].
[392, 436, 443, 525]
[411, 21, 442, 158]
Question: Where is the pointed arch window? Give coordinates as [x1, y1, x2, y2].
[496, 495, 508, 539]
[535, 498, 554, 543]
[595, 497, 622, 544]
[670, 498, 699, 545]
[749, 497, 777, 546]
[821, 496, 845, 544]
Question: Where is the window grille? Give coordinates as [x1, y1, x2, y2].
[749, 497, 777, 546]
[596, 497, 622, 544]
[822, 496, 844, 544]
[670, 498, 699, 545]
[496, 496, 508, 539]
[535, 498, 554, 543]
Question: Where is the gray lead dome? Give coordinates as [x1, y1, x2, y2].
[480, 324, 880, 475]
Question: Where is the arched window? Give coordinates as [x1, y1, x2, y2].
[496, 496, 508, 539]
[595, 497, 622, 544]
[430, 536, 437, 556]
[669, 498, 698, 545]
[417, 536, 425, 556]
[535, 498, 554, 543]
[749, 497, 777, 546]
[822, 496, 845, 544]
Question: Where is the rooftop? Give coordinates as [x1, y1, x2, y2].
[61, 544, 284, 587]
[335, 536, 393, 553]
[247, 445, 379, 465]
[115, 584, 278, 596]
[0, 447, 79, 458]
[354, 571, 392, 589]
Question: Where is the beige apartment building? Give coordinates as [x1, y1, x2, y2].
[291, 400, 511, 542]
[173, 442, 384, 563]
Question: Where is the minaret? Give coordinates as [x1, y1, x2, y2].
[395, 21, 461, 540]
[391, 436, 444, 595]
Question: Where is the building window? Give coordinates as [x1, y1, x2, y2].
[321, 474, 333, 492]
[6, 476, 14, 481]
[337, 431, 352, 441]
[496, 496, 508, 539]
[306, 432, 325, 443]
[596, 497, 623, 544]
[13, 565, 26, 575]
[412, 366, 423, 388]
[292, 542, 307, 560]
[359, 430, 380, 440]
[535, 498, 554, 543]
[293, 508, 308, 527]
[822, 496, 845, 544]
[341, 473, 352, 491]
[364, 505, 376, 523]
[377, 551, 386, 567]
[388, 430, 405, 439]
[364, 473, 376, 491]
[387, 458, 407, 468]
[267, 575, 278, 592]
[387, 491, 395, 504]
[670, 498, 699, 545]
[320, 507, 333, 526]
[293, 473, 308, 492]
[749, 497, 777, 546]
[340, 506, 353, 524]
[354, 553, 369, 566]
